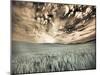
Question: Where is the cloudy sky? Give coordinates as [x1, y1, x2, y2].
[12, 1, 96, 44]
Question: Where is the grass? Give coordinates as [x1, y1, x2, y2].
[11, 41, 96, 74]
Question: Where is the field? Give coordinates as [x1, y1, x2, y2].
[11, 40, 96, 74]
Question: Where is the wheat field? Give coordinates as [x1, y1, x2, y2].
[11, 40, 96, 74]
